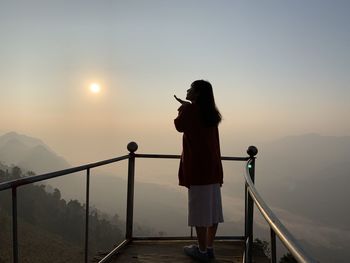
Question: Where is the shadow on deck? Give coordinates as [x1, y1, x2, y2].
[96, 239, 269, 263]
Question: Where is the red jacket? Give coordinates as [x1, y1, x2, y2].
[174, 103, 223, 188]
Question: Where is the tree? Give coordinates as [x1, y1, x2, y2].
[12, 166, 22, 179]
[254, 238, 271, 259]
[26, 171, 35, 177]
[52, 188, 61, 200]
[280, 252, 297, 263]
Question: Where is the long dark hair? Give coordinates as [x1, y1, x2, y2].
[191, 80, 222, 127]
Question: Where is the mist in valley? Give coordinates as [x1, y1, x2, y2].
[1, 131, 350, 262]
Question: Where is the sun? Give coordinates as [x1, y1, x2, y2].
[89, 83, 101, 93]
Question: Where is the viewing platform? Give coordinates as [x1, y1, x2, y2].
[0, 142, 318, 263]
[94, 239, 269, 263]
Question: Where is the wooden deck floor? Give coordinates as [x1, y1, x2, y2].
[101, 239, 269, 263]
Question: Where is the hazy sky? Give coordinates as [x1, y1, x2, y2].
[1, 0, 349, 164]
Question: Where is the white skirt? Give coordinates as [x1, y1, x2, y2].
[188, 183, 224, 227]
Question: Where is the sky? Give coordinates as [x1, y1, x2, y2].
[1, 0, 349, 164]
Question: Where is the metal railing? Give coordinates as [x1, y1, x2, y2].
[0, 142, 318, 263]
[0, 153, 130, 263]
[243, 146, 318, 263]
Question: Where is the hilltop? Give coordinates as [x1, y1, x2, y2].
[0, 131, 70, 174]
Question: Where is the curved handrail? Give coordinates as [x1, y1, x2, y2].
[244, 159, 318, 263]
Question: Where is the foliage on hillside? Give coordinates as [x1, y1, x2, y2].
[0, 166, 124, 262]
[280, 252, 297, 263]
[253, 238, 298, 263]
[0, 212, 84, 262]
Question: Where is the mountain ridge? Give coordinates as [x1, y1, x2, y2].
[0, 131, 70, 174]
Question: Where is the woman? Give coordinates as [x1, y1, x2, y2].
[174, 80, 224, 262]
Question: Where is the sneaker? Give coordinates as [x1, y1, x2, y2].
[207, 247, 215, 259]
[183, 245, 209, 262]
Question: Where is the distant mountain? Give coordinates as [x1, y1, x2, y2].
[0, 131, 70, 174]
[256, 133, 350, 186]
[0, 131, 49, 149]
[257, 133, 350, 181]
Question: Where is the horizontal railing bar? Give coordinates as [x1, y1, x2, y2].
[132, 236, 245, 241]
[244, 160, 318, 263]
[0, 155, 129, 191]
[135, 153, 249, 161]
[135, 153, 180, 159]
[221, 156, 250, 161]
[98, 239, 131, 263]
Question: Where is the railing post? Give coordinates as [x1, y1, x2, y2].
[270, 228, 277, 263]
[126, 142, 138, 239]
[84, 168, 90, 263]
[244, 146, 258, 263]
[244, 182, 248, 260]
[12, 187, 18, 263]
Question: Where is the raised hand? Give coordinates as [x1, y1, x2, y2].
[174, 95, 189, 105]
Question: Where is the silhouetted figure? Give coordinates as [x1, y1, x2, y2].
[174, 80, 224, 261]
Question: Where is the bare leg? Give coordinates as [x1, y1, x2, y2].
[207, 223, 218, 247]
[195, 226, 207, 252]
